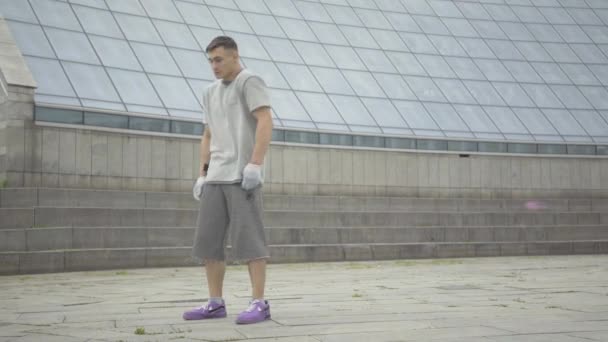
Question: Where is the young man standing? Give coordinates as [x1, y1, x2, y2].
[183, 36, 273, 325]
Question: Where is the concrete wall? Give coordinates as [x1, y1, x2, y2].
[3, 122, 608, 198]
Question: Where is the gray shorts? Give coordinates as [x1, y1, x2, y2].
[192, 183, 269, 262]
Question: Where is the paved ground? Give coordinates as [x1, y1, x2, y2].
[1, 255, 607, 342]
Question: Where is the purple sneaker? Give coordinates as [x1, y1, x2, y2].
[182, 302, 227, 320]
[236, 299, 271, 324]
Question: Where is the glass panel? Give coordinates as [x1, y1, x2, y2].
[309, 67, 354, 95]
[386, 52, 427, 76]
[269, 89, 310, 121]
[357, 49, 397, 72]
[328, 95, 376, 125]
[131, 43, 181, 76]
[512, 5, 547, 23]
[475, 133, 504, 140]
[573, 44, 608, 63]
[36, 107, 83, 124]
[348, 0, 377, 9]
[561, 64, 601, 86]
[105, 0, 146, 15]
[442, 18, 478, 37]
[479, 142, 507, 152]
[84, 112, 128, 129]
[353, 135, 384, 147]
[434, 79, 476, 104]
[485, 4, 518, 21]
[320, 133, 353, 146]
[210, 7, 253, 33]
[463, 81, 506, 106]
[568, 8, 603, 25]
[551, 85, 592, 109]
[414, 129, 444, 137]
[579, 86, 608, 109]
[30, 0, 81, 30]
[502, 61, 543, 84]
[190, 26, 223, 52]
[154, 20, 200, 50]
[423, 103, 469, 131]
[293, 41, 335, 67]
[45, 28, 100, 64]
[386, 137, 416, 149]
[538, 144, 567, 154]
[325, 4, 362, 25]
[81, 99, 125, 112]
[244, 13, 285, 38]
[515, 41, 553, 62]
[296, 92, 344, 124]
[342, 70, 385, 98]
[581, 26, 608, 44]
[63, 62, 120, 102]
[404, 76, 446, 102]
[35, 94, 80, 107]
[285, 131, 319, 144]
[384, 12, 421, 32]
[368, 29, 408, 52]
[542, 109, 587, 135]
[444, 57, 485, 80]
[416, 55, 455, 78]
[483, 106, 529, 134]
[567, 144, 596, 155]
[393, 100, 438, 130]
[375, 0, 407, 12]
[308, 22, 349, 46]
[187, 79, 213, 106]
[265, 0, 302, 19]
[272, 129, 285, 141]
[471, 20, 507, 39]
[456, 2, 490, 20]
[474, 59, 514, 82]
[355, 8, 392, 29]
[361, 98, 408, 128]
[512, 108, 558, 135]
[172, 121, 204, 135]
[226, 33, 269, 60]
[597, 145, 608, 155]
[126, 104, 167, 115]
[341, 26, 379, 49]
[242, 59, 288, 89]
[277, 64, 321, 92]
[527, 24, 564, 42]
[457, 38, 495, 58]
[486, 40, 524, 60]
[570, 110, 608, 136]
[448, 141, 477, 151]
[171, 48, 214, 81]
[541, 7, 575, 24]
[6, 21, 54, 58]
[107, 68, 162, 106]
[555, 25, 592, 43]
[453, 104, 500, 133]
[260, 37, 302, 63]
[520, 84, 562, 108]
[0, 0, 38, 22]
[350, 125, 382, 133]
[281, 119, 316, 129]
[543, 43, 581, 63]
[205, 0, 238, 10]
[175, 1, 219, 28]
[89, 36, 141, 71]
[140, 0, 181, 21]
[499, 22, 535, 41]
[25, 57, 76, 97]
[428, 35, 467, 57]
[508, 143, 537, 153]
[417, 139, 448, 151]
[382, 127, 413, 135]
[73, 5, 123, 39]
[403, 0, 435, 15]
[325, 45, 366, 70]
[398, 32, 437, 54]
[114, 13, 163, 44]
[130, 117, 170, 132]
[492, 82, 535, 107]
[294, 1, 332, 22]
[373, 73, 416, 100]
[413, 14, 450, 35]
[276, 17, 317, 42]
[149, 75, 200, 111]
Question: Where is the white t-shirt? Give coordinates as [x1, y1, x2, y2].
[202, 69, 271, 183]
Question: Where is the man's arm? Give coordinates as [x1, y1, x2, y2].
[199, 126, 211, 176]
[250, 107, 273, 165]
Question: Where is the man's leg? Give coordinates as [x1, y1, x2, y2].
[248, 258, 266, 299]
[206, 259, 226, 298]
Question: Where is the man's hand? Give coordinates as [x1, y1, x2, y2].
[241, 163, 262, 191]
[192, 176, 206, 201]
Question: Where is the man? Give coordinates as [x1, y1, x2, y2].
[183, 36, 273, 325]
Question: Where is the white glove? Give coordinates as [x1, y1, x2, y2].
[192, 176, 206, 201]
[241, 163, 262, 191]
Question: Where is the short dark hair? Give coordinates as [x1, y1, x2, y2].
[206, 36, 238, 53]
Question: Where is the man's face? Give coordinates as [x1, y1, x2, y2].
[207, 46, 238, 79]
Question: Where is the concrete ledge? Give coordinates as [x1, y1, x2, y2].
[65, 249, 146, 272]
